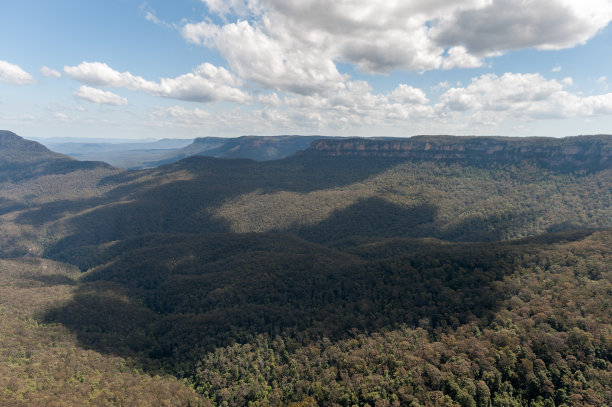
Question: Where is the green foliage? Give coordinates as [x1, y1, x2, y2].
[1, 132, 611, 406]
[188, 231, 611, 406]
[40, 230, 612, 406]
[0, 258, 205, 406]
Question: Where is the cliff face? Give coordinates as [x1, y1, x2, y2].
[305, 135, 612, 171]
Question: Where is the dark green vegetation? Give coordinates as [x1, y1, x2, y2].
[0, 130, 610, 406]
[0, 257, 204, 406]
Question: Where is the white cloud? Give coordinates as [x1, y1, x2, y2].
[151, 69, 612, 137]
[441, 46, 484, 70]
[184, 19, 347, 95]
[140, 2, 175, 28]
[183, 0, 612, 92]
[182, 21, 220, 47]
[73, 85, 128, 106]
[434, 0, 612, 55]
[145, 11, 162, 25]
[151, 104, 294, 134]
[151, 106, 212, 128]
[389, 84, 429, 105]
[64, 62, 157, 90]
[157, 63, 251, 103]
[144, 11, 174, 28]
[258, 92, 282, 107]
[436, 72, 612, 120]
[552, 66, 562, 72]
[154, 78, 435, 134]
[41, 66, 62, 78]
[431, 81, 451, 93]
[64, 61, 251, 103]
[200, 0, 257, 17]
[0, 60, 36, 84]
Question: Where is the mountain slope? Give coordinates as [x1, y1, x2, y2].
[0, 131, 122, 256]
[0, 257, 205, 406]
[0, 130, 113, 182]
[1, 134, 605, 259]
[43, 229, 612, 406]
[145, 135, 326, 167]
[1, 131, 611, 406]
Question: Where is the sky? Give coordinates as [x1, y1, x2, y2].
[1, 0, 612, 140]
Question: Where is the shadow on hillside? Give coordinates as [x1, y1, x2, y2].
[23, 156, 406, 260]
[0, 197, 27, 215]
[297, 197, 438, 244]
[295, 196, 547, 245]
[436, 209, 541, 242]
[20, 272, 77, 287]
[42, 281, 159, 366]
[39, 228, 537, 375]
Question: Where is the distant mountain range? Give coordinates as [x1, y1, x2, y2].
[0, 130, 112, 182]
[36, 137, 194, 169]
[37, 135, 327, 169]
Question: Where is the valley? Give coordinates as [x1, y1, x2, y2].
[0, 130, 610, 406]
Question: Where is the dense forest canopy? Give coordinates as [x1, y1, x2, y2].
[0, 131, 610, 406]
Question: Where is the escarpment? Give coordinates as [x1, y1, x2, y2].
[304, 135, 611, 171]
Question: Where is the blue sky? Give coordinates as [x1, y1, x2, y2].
[1, 0, 612, 140]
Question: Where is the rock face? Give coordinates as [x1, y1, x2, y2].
[305, 135, 612, 171]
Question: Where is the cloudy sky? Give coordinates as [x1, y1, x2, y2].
[1, 0, 612, 140]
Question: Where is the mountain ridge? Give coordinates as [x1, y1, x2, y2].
[0, 130, 114, 182]
[301, 134, 612, 171]
[144, 135, 326, 167]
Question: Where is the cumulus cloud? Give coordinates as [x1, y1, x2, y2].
[64, 61, 251, 103]
[441, 46, 484, 70]
[40, 66, 62, 78]
[151, 104, 294, 134]
[389, 84, 429, 105]
[258, 92, 282, 107]
[433, 0, 612, 55]
[162, 79, 435, 134]
[183, 0, 612, 92]
[200, 0, 256, 17]
[151, 69, 612, 137]
[0, 60, 36, 84]
[436, 72, 612, 119]
[184, 20, 347, 95]
[182, 21, 220, 47]
[151, 106, 212, 128]
[73, 86, 128, 106]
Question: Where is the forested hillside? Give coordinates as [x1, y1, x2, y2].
[3, 135, 608, 259]
[0, 131, 610, 406]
